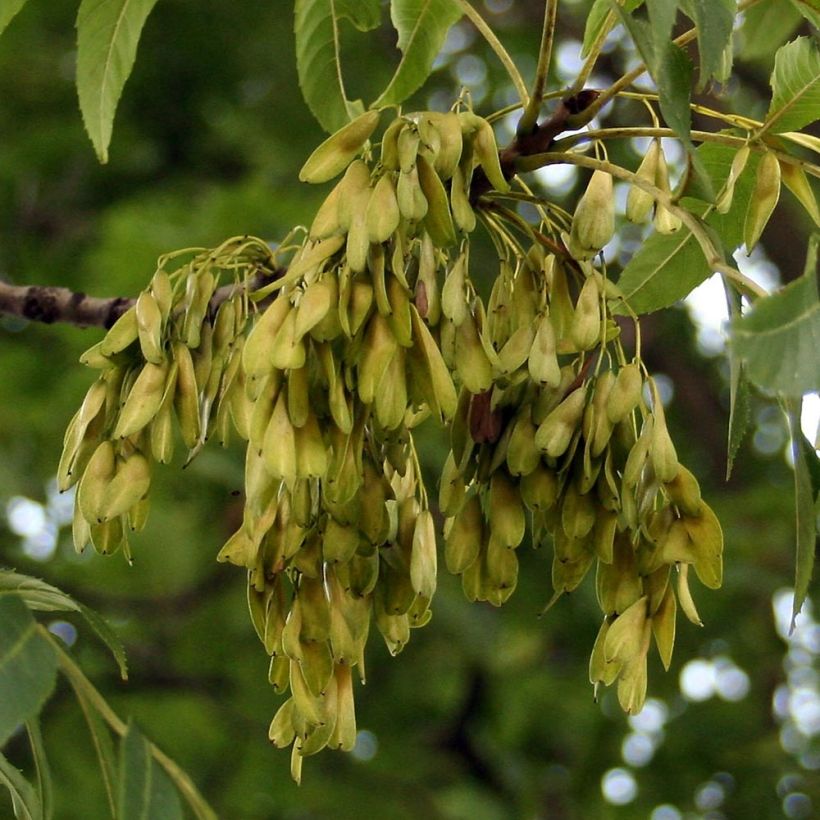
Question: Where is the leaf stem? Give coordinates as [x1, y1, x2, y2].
[454, 0, 529, 107]
[517, 0, 559, 136]
[45, 629, 218, 820]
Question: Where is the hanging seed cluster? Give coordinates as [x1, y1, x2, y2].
[61, 105, 723, 777]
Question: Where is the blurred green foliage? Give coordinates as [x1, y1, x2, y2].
[1, 1, 817, 818]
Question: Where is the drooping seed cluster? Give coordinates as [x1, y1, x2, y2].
[61, 105, 724, 776]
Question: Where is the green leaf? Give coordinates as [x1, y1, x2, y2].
[0, 598, 57, 748]
[295, 0, 361, 134]
[725, 283, 751, 480]
[60, 658, 120, 817]
[0, 571, 128, 680]
[118, 722, 183, 820]
[764, 36, 820, 134]
[787, 405, 820, 630]
[731, 238, 820, 397]
[373, 0, 463, 108]
[0, 0, 29, 38]
[684, 0, 736, 87]
[615, 228, 711, 314]
[582, 0, 644, 57]
[76, 0, 161, 164]
[337, 0, 382, 30]
[25, 721, 52, 820]
[741, 0, 802, 62]
[788, 0, 820, 28]
[0, 751, 41, 820]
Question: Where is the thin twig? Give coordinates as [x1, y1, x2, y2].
[517, 0, 559, 137]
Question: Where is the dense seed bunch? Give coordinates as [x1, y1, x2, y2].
[61, 105, 724, 775]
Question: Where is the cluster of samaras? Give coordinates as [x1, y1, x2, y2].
[60, 106, 722, 779]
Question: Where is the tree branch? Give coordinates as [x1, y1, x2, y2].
[0, 282, 134, 329]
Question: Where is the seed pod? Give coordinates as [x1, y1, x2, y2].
[568, 170, 614, 260]
[497, 322, 536, 375]
[606, 363, 643, 424]
[100, 307, 139, 357]
[294, 279, 334, 341]
[408, 305, 458, 422]
[653, 147, 682, 234]
[299, 110, 381, 184]
[715, 145, 750, 214]
[441, 251, 469, 327]
[451, 312, 492, 394]
[589, 619, 619, 687]
[488, 472, 525, 547]
[603, 595, 648, 665]
[114, 360, 169, 438]
[534, 385, 587, 458]
[676, 563, 703, 626]
[780, 160, 820, 226]
[269, 698, 297, 749]
[98, 452, 151, 521]
[309, 180, 343, 239]
[484, 536, 518, 602]
[294, 411, 328, 477]
[329, 664, 357, 751]
[616, 637, 649, 715]
[506, 409, 541, 477]
[520, 462, 559, 511]
[182, 271, 215, 350]
[262, 393, 297, 482]
[744, 151, 781, 253]
[444, 494, 483, 574]
[77, 440, 116, 524]
[438, 452, 466, 515]
[682, 502, 723, 590]
[664, 464, 702, 516]
[561, 481, 596, 540]
[373, 346, 407, 430]
[397, 166, 428, 222]
[135, 291, 164, 364]
[468, 115, 510, 193]
[648, 379, 678, 483]
[450, 157, 476, 233]
[528, 312, 561, 387]
[242, 295, 291, 382]
[651, 583, 677, 670]
[626, 140, 660, 223]
[410, 509, 437, 600]
[366, 173, 401, 244]
[173, 342, 201, 449]
[417, 154, 456, 246]
[569, 276, 601, 351]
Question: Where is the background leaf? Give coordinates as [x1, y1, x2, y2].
[683, 0, 736, 86]
[118, 722, 183, 820]
[764, 36, 820, 134]
[373, 0, 462, 108]
[0, 0, 29, 38]
[582, 0, 644, 57]
[740, 0, 802, 61]
[25, 720, 52, 820]
[294, 0, 361, 134]
[76, 0, 161, 163]
[336, 0, 382, 31]
[788, 0, 820, 27]
[0, 571, 128, 680]
[0, 597, 57, 748]
[0, 751, 41, 820]
[731, 239, 820, 397]
[787, 405, 820, 629]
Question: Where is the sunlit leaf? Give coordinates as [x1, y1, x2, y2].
[582, 0, 644, 57]
[0, 751, 41, 820]
[763, 36, 820, 134]
[76, 0, 161, 163]
[0, 597, 57, 747]
[373, 0, 462, 107]
[731, 239, 820, 397]
[295, 0, 363, 134]
[0, 0, 29, 38]
[118, 722, 183, 820]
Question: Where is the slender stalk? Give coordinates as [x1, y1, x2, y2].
[45, 628, 218, 820]
[454, 0, 529, 107]
[512, 151, 769, 300]
[570, 10, 616, 94]
[517, 0, 559, 136]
